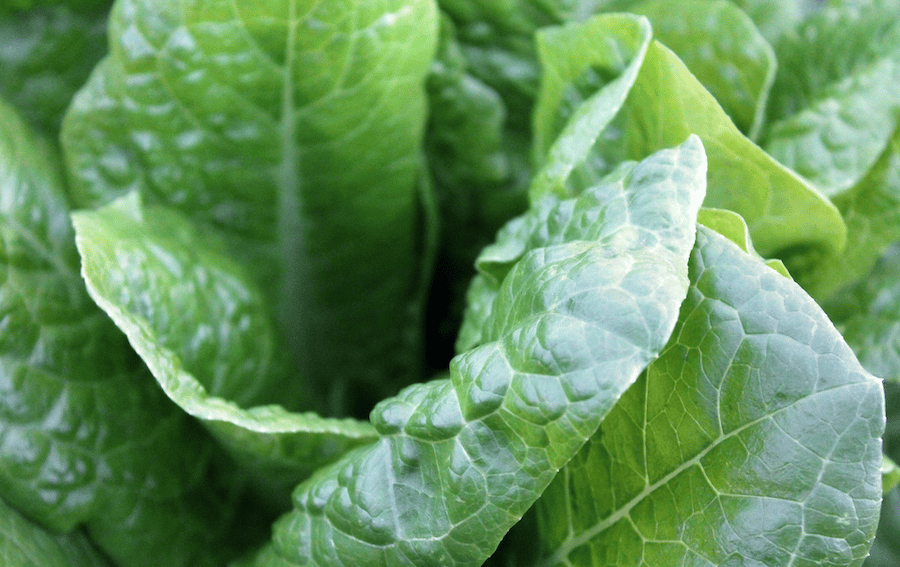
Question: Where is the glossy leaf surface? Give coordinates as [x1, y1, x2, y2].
[72, 193, 378, 498]
[62, 0, 439, 414]
[536, 226, 884, 567]
[247, 136, 706, 566]
[0, 99, 232, 567]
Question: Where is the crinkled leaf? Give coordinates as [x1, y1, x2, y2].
[767, 0, 900, 123]
[71, 193, 378, 501]
[536, 226, 884, 566]
[245, 137, 707, 567]
[0, 497, 112, 567]
[61, 0, 439, 415]
[0, 99, 233, 567]
[0, 4, 109, 134]
[530, 18, 845, 257]
[628, 0, 776, 139]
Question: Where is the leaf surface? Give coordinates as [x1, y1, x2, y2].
[248, 136, 707, 567]
[0, 4, 109, 134]
[536, 226, 884, 567]
[0, 99, 233, 567]
[62, 0, 439, 414]
[629, 0, 776, 139]
[72, 194, 378, 500]
[0, 497, 112, 567]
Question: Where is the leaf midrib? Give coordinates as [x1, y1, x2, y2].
[278, 0, 308, 377]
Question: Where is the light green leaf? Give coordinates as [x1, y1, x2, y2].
[0, 99, 234, 567]
[247, 137, 707, 567]
[629, 0, 776, 139]
[536, 226, 884, 566]
[0, 497, 112, 567]
[697, 208, 792, 278]
[765, 56, 900, 199]
[531, 13, 651, 196]
[62, 0, 439, 415]
[601, 40, 845, 257]
[71, 193, 378, 501]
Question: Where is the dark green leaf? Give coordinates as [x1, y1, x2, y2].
[0, 98, 232, 567]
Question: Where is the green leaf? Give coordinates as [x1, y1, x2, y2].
[61, 0, 439, 415]
[697, 208, 792, 278]
[71, 193, 378, 502]
[865, 382, 900, 566]
[620, 41, 846, 257]
[247, 137, 707, 566]
[628, 0, 776, 139]
[724, 0, 817, 44]
[0, 497, 112, 567]
[824, 243, 900, 384]
[882, 456, 900, 494]
[0, 99, 234, 567]
[536, 226, 884, 566]
[796, 129, 900, 300]
[765, 56, 900, 199]
[0, 4, 109, 134]
[529, 15, 845, 257]
[531, 13, 652, 194]
[767, 0, 900, 123]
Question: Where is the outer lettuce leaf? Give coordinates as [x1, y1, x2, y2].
[61, 0, 439, 415]
[0, 3, 110, 134]
[531, 14, 651, 192]
[71, 193, 378, 503]
[628, 0, 775, 139]
[246, 137, 706, 566]
[0, 100, 234, 566]
[0, 498, 112, 567]
[536, 226, 884, 566]
[767, 0, 900, 123]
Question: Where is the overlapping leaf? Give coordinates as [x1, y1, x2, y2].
[528, 14, 844, 257]
[536, 226, 884, 567]
[244, 135, 706, 566]
[62, 0, 439, 415]
[72, 193, 378, 502]
[0, 99, 233, 567]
